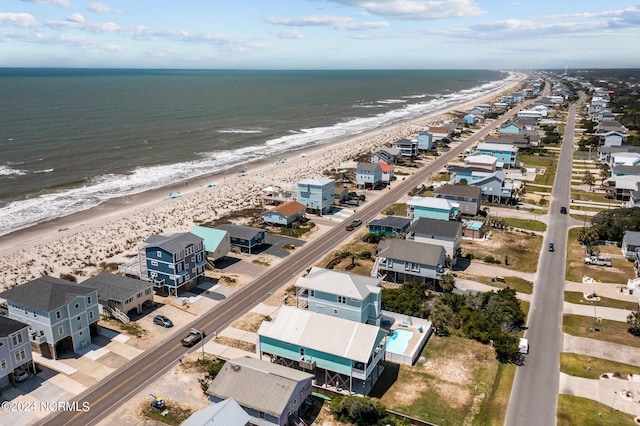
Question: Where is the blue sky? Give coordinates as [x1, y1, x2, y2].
[1, 0, 639, 69]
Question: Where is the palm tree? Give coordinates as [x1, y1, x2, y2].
[439, 273, 456, 293]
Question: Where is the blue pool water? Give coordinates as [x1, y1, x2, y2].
[386, 329, 414, 354]
[467, 221, 483, 231]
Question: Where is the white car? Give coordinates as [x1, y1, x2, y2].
[14, 368, 28, 382]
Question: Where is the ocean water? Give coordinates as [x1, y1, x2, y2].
[0, 68, 514, 236]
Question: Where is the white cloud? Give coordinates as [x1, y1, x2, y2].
[46, 19, 122, 33]
[272, 29, 304, 39]
[265, 14, 388, 31]
[66, 13, 85, 23]
[0, 13, 38, 28]
[20, 0, 71, 8]
[88, 2, 121, 14]
[328, 0, 486, 20]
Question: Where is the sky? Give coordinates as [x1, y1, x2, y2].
[1, 0, 639, 69]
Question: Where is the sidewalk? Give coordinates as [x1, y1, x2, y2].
[565, 280, 638, 303]
[559, 373, 640, 416]
[563, 333, 640, 367]
[563, 302, 631, 322]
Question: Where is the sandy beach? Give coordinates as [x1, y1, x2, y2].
[0, 74, 525, 291]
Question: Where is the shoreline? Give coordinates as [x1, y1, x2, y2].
[0, 73, 526, 290]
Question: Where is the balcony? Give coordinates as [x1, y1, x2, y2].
[30, 331, 46, 344]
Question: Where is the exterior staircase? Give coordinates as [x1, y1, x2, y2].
[108, 304, 130, 324]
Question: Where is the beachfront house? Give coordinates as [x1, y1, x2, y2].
[476, 142, 519, 169]
[367, 216, 411, 236]
[433, 184, 482, 216]
[295, 177, 335, 215]
[379, 162, 394, 184]
[371, 147, 402, 165]
[356, 162, 383, 189]
[143, 232, 206, 295]
[622, 231, 640, 257]
[0, 276, 99, 359]
[0, 316, 34, 388]
[262, 200, 307, 227]
[257, 306, 386, 396]
[406, 217, 462, 265]
[428, 127, 452, 143]
[182, 398, 249, 426]
[216, 224, 266, 254]
[373, 239, 448, 285]
[417, 132, 434, 151]
[208, 356, 313, 426]
[190, 225, 231, 267]
[407, 196, 459, 222]
[392, 139, 418, 159]
[81, 273, 154, 323]
[295, 267, 382, 326]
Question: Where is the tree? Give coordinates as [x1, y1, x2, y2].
[577, 226, 599, 246]
[599, 164, 611, 184]
[628, 311, 640, 337]
[582, 170, 595, 189]
[440, 273, 456, 293]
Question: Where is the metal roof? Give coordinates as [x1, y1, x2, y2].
[191, 226, 229, 251]
[297, 177, 335, 186]
[434, 183, 482, 199]
[368, 216, 411, 229]
[216, 223, 264, 240]
[407, 196, 459, 210]
[207, 356, 312, 418]
[181, 398, 249, 426]
[295, 267, 381, 300]
[258, 306, 383, 363]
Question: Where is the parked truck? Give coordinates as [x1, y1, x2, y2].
[584, 256, 612, 267]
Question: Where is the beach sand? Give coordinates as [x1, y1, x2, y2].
[0, 75, 526, 291]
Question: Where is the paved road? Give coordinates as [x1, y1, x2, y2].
[42, 91, 534, 426]
[505, 93, 586, 426]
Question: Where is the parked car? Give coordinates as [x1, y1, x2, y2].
[181, 328, 205, 347]
[584, 256, 612, 267]
[153, 314, 174, 328]
[13, 368, 28, 382]
[560, 206, 567, 214]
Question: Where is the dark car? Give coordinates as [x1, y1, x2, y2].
[153, 314, 173, 328]
[351, 219, 362, 227]
[560, 206, 567, 214]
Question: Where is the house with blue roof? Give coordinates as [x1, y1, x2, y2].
[294, 267, 382, 326]
[296, 177, 335, 214]
[407, 196, 459, 222]
[143, 232, 206, 295]
[476, 142, 519, 169]
[257, 306, 386, 395]
[0, 316, 34, 388]
[191, 225, 231, 265]
[367, 216, 411, 235]
[0, 276, 99, 359]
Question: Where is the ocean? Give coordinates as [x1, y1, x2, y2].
[0, 68, 514, 236]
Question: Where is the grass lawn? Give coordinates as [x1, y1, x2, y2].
[500, 217, 547, 232]
[564, 291, 638, 311]
[557, 395, 636, 425]
[559, 353, 640, 380]
[525, 184, 553, 193]
[563, 314, 640, 348]
[474, 363, 517, 426]
[566, 228, 633, 284]
[316, 235, 377, 276]
[570, 189, 616, 204]
[140, 399, 194, 425]
[376, 335, 500, 425]
[462, 231, 542, 273]
[383, 203, 408, 216]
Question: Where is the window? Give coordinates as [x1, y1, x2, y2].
[87, 296, 92, 304]
[77, 316, 81, 321]
[387, 259, 393, 268]
[58, 326, 64, 336]
[14, 348, 26, 362]
[56, 311, 61, 320]
[151, 260, 158, 266]
[157, 250, 162, 258]
[79, 331, 83, 336]
[0, 359, 6, 370]
[11, 333, 23, 346]
[337, 296, 346, 304]
[333, 308, 338, 314]
[177, 263, 183, 272]
[33, 310, 37, 318]
[192, 268, 196, 274]
[309, 290, 315, 297]
[0, 341, 3, 348]
[89, 311, 94, 320]
[75, 303, 79, 310]
[299, 348, 305, 357]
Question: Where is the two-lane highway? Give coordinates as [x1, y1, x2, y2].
[44, 85, 534, 426]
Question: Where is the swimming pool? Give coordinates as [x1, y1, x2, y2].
[466, 221, 483, 231]
[385, 329, 414, 354]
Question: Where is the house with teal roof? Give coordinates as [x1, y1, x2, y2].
[257, 306, 386, 395]
[407, 196, 459, 222]
[191, 226, 231, 266]
[294, 267, 382, 326]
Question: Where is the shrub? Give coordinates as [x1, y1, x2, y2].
[359, 250, 372, 259]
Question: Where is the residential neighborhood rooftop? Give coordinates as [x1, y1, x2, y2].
[0, 276, 95, 312]
[433, 183, 482, 198]
[377, 238, 446, 266]
[144, 232, 203, 253]
[0, 315, 28, 336]
[296, 267, 382, 300]
[81, 273, 151, 303]
[407, 217, 462, 239]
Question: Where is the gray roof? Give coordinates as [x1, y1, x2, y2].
[0, 316, 28, 337]
[296, 267, 381, 300]
[258, 306, 384, 363]
[407, 217, 462, 239]
[207, 356, 312, 418]
[216, 223, 264, 240]
[81, 273, 152, 303]
[613, 165, 640, 176]
[598, 146, 639, 154]
[357, 162, 381, 172]
[368, 216, 411, 230]
[181, 398, 249, 426]
[0, 276, 96, 312]
[624, 231, 640, 246]
[377, 238, 446, 266]
[144, 232, 203, 254]
[434, 183, 482, 199]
